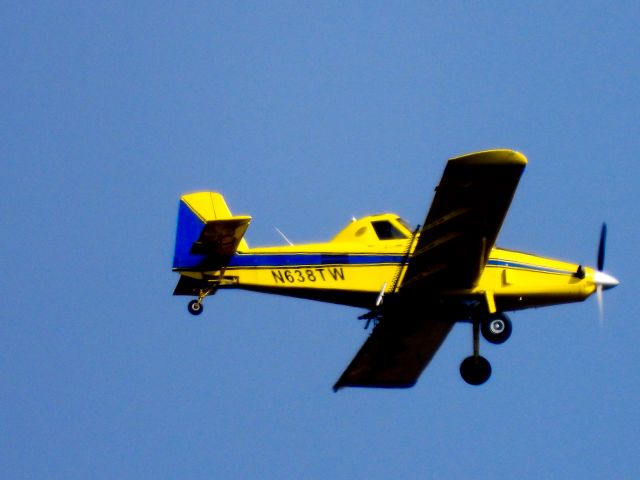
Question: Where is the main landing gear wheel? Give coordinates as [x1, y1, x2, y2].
[188, 300, 203, 316]
[460, 356, 492, 385]
[481, 314, 512, 344]
[460, 319, 492, 385]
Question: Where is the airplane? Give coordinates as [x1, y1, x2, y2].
[171, 149, 619, 390]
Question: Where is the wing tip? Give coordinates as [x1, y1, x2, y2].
[449, 149, 528, 166]
[332, 379, 418, 392]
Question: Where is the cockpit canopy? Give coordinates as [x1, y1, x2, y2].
[332, 214, 413, 244]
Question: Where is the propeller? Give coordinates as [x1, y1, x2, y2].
[593, 223, 619, 324]
[597, 223, 607, 271]
[596, 278, 605, 325]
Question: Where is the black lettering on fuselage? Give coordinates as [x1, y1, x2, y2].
[328, 267, 345, 281]
[270, 267, 344, 284]
[272, 270, 285, 283]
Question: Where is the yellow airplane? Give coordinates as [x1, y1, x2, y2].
[171, 149, 619, 390]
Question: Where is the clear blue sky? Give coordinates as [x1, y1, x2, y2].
[2, 2, 639, 478]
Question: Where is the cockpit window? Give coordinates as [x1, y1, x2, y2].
[371, 220, 408, 240]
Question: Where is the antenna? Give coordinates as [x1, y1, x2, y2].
[274, 227, 294, 246]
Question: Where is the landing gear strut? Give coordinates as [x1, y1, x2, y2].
[187, 287, 215, 316]
[460, 320, 492, 385]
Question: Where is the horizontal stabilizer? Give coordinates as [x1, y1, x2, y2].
[191, 217, 251, 256]
[173, 275, 211, 296]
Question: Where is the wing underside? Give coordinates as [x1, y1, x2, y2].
[334, 310, 454, 391]
[402, 149, 527, 292]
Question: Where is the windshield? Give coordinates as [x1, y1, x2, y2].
[372, 220, 408, 240]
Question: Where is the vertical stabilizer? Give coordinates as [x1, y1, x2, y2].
[173, 192, 251, 270]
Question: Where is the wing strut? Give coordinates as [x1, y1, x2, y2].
[358, 225, 421, 330]
[389, 225, 421, 294]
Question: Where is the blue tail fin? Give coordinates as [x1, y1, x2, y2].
[172, 192, 251, 270]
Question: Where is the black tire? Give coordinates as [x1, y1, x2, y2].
[481, 314, 512, 344]
[188, 300, 203, 316]
[459, 355, 492, 385]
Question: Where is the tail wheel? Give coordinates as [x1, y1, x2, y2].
[481, 314, 512, 344]
[188, 300, 203, 316]
[460, 356, 492, 385]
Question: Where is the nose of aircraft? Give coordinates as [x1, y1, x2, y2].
[594, 271, 620, 290]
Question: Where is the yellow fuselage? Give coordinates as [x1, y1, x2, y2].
[181, 214, 597, 312]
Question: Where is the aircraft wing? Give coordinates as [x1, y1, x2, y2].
[334, 310, 454, 390]
[401, 149, 527, 292]
[334, 150, 527, 390]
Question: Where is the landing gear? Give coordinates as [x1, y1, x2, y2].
[460, 319, 492, 385]
[186, 287, 216, 316]
[188, 299, 203, 316]
[481, 313, 512, 344]
[460, 355, 492, 385]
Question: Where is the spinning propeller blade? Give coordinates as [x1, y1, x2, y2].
[596, 284, 604, 325]
[597, 223, 607, 271]
[592, 222, 619, 325]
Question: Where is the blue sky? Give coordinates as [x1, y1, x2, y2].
[2, 2, 639, 478]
